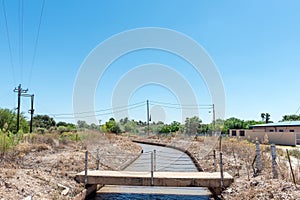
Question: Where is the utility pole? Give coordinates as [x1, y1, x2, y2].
[13, 84, 28, 133]
[21, 94, 34, 133]
[147, 100, 150, 136]
[212, 104, 216, 134]
[29, 94, 34, 133]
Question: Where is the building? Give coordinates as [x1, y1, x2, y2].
[229, 121, 300, 146]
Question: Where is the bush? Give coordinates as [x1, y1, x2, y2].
[36, 127, 47, 134]
[0, 130, 24, 154]
[57, 126, 72, 134]
[59, 132, 81, 142]
[288, 149, 300, 159]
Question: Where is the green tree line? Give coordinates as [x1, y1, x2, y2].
[1, 107, 300, 135]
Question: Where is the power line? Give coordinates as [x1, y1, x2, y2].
[150, 100, 213, 107]
[52, 101, 145, 116]
[36, 100, 213, 120]
[19, 0, 24, 82]
[50, 103, 146, 120]
[295, 105, 300, 115]
[2, 0, 16, 84]
[149, 102, 212, 110]
[28, 0, 45, 86]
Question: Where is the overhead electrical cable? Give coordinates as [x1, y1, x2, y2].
[150, 100, 213, 108]
[28, 0, 45, 86]
[51, 101, 146, 116]
[2, 0, 16, 84]
[50, 103, 146, 120]
[18, 0, 24, 82]
[150, 101, 213, 110]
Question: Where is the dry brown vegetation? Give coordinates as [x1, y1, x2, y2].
[0, 131, 141, 200]
[135, 134, 300, 199]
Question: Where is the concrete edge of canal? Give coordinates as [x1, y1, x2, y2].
[73, 148, 144, 200]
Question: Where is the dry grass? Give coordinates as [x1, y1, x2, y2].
[3, 169, 17, 178]
[136, 135, 300, 199]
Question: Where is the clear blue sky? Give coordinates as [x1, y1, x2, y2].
[1, 0, 300, 124]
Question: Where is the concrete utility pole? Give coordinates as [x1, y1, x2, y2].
[13, 84, 28, 133]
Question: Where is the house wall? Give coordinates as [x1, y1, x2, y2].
[229, 129, 297, 146]
[252, 126, 300, 132]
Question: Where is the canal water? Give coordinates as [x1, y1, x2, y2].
[95, 143, 211, 199]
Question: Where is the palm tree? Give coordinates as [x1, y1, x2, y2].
[261, 113, 265, 122]
[261, 113, 270, 123]
[265, 113, 270, 123]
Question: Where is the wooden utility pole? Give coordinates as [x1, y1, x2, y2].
[28, 94, 34, 133]
[13, 84, 28, 133]
[212, 104, 216, 133]
[147, 100, 150, 135]
[21, 94, 34, 133]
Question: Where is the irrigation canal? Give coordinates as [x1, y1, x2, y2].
[93, 143, 211, 199]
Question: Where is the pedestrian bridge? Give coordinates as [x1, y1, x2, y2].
[75, 170, 233, 195]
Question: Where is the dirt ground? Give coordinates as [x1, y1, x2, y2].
[1, 132, 299, 200]
[133, 135, 300, 200]
[0, 132, 141, 200]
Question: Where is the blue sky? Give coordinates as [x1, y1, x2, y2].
[0, 0, 300, 124]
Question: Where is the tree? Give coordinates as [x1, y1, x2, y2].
[159, 125, 172, 134]
[90, 123, 99, 130]
[124, 120, 138, 133]
[169, 121, 181, 132]
[198, 124, 209, 134]
[281, 114, 300, 121]
[244, 120, 264, 129]
[260, 113, 271, 123]
[57, 121, 76, 130]
[77, 120, 89, 129]
[104, 118, 122, 134]
[119, 117, 129, 125]
[261, 113, 265, 122]
[0, 108, 16, 132]
[33, 115, 56, 129]
[265, 113, 270, 123]
[184, 116, 201, 135]
[0, 108, 29, 133]
[223, 117, 245, 134]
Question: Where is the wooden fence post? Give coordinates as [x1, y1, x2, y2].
[286, 149, 296, 185]
[153, 149, 156, 172]
[213, 149, 216, 172]
[151, 151, 154, 186]
[96, 148, 100, 170]
[85, 151, 88, 185]
[219, 152, 224, 188]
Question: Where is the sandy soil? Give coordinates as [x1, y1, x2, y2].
[0, 132, 141, 200]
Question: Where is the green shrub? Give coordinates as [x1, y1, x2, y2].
[0, 130, 24, 154]
[59, 132, 81, 142]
